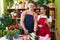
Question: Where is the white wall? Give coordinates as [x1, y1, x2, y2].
[0, 0, 4, 14]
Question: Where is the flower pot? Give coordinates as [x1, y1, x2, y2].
[5, 35, 9, 39]
[13, 34, 19, 39]
[9, 36, 13, 40]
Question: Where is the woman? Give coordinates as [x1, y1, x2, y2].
[37, 5, 52, 40]
[20, 2, 37, 40]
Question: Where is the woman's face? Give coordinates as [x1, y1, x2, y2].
[28, 3, 36, 10]
[40, 7, 46, 14]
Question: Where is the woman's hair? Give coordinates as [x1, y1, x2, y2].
[29, 2, 37, 7]
[40, 5, 50, 18]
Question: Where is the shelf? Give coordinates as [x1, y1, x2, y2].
[9, 8, 25, 10]
[50, 8, 55, 10]
[7, 8, 25, 23]
[11, 18, 20, 19]
[7, 9, 25, 13]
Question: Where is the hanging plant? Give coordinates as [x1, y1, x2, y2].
[4, 0, 14, 15]
[37, 0, 49, 5]
[6, 0, 14, 7]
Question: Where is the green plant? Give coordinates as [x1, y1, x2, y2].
[1, 15, 12, 27]
[1, 14, 16, 28]
[13, 29, 20, 35]
[3, 30, 8, 36]
[7, 29, 19, 37]
[28, 0, 34, 3]
[31, 0, 49, 5]
[13, 29, 19, 39]
[0, 30, 3, 37]
[6, 0, 14, 7]
[7, 30, 14, 36]
[4, 0, 14, 15]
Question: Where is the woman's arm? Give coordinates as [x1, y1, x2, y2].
[45, 16, 52, 28]
[47, 16, 52, 28]
[20, 11, 26, 30]
[49, 22, 52, 27]
[20, 11, 28, 34]
[45, 17, 52, 28]
[45, 20, 51, 27]
[33, 12, 38, 32]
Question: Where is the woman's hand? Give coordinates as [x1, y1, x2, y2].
[45, 20, 48, 24]
[38, 25, 43, 28]
[24, 29, 28, 35]
[34, 27, 37, 33]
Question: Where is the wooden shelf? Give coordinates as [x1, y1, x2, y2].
[9, 8, 25, 10]
[11, 18, 20, 19]
[11, 18, 20, 23]
[50, 8, 55, 10]
[7, 9, 25, 13]
[7, 8, 25, 23]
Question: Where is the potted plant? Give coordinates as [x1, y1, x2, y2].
[13, 29, 19, 39]
[7, 30, 14, 40]
[3, 30, 9, 39]
[7, 29, 20, 40]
